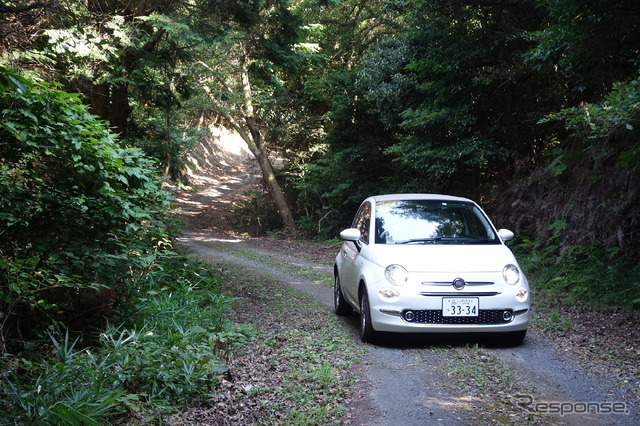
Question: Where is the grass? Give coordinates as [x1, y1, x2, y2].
[202, 240, 334, 287]
[529, 303, 573, 334]
[0, 255, 247, 424]
[204, 258, 366, 424]
[513, 238, 640, 312]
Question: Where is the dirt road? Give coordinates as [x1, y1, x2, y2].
[177, 232, 638, 425]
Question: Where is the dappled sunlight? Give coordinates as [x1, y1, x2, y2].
[423, 394, 480, 412]
[186, 126, 252, 174]
[167, 127, 264, 232]
[179, 232, 244, 245]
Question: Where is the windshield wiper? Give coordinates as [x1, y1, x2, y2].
[395, 237, 498, 245]
[396, 237, 446, 244]
[463, 238, 499, 244]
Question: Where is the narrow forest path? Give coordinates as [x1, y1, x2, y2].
[166, 127, 261, 236]
[177, 233, 638, 425]
[169, 132, 639, 425]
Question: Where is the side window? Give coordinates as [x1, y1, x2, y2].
[352, 202, 371, 244]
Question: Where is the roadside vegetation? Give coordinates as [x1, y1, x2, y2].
[182, 259, 365, 424]
[515, 226, 640, 313]
[1, 256, 245, 424]
[0, 71, 244, 423]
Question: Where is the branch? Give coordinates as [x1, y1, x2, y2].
[141, 28, 166, 53]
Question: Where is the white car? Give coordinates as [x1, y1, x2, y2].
[334, 194, 530, 345]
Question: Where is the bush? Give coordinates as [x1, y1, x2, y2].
[515, 227, 640, 311]
[0, 255, 247, 424]
[0, 68, 172, 352]
[232, 190, 283, 236]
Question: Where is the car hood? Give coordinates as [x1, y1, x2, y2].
[368, 244, 517, 273]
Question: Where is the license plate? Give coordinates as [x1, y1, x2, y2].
[442, 297, 479, 317]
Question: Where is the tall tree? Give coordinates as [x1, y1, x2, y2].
[275, 0, 401, 233]
[204, 44, 297, 230]
[525, 0, 640, 103]
[356, 0, 549, 191]
[184, 0, 306, 231]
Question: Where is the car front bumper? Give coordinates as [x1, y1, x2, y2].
[367, 278, 530, 334]
[370, 306, 529, 333]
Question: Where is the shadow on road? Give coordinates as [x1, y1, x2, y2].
[338, 312, 531, 349]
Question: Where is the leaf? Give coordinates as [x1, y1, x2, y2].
[8, 74, 27, 93]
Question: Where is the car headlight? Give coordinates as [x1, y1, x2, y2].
[385, 264, 408, 286]
[503, 264, 520, 285]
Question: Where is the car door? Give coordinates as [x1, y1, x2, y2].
[340, 201, 371, 305]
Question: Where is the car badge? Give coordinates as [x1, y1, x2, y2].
[452, 278, 466, 290]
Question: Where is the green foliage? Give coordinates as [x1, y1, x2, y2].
[291, 0, 555, 236]
[232, 190, 283, 237]
[524, 0, 640, 98]
[1, 255, 245, 423]
[285, 65, 426, 236]
[541, 75, 640, 168]
[44, 13, 132, 82]
[2, 330, 127, 425]
[130, 112, 206, 185]
[515, 230, 640, 311]
[0, 68, 172, 350]
[366, 0, 547, 189]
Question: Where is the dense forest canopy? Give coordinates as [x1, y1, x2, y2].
[1, 0, 639, 336]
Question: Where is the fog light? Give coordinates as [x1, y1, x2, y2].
[405, 311, 415, 321]
[379, 287, 399, 302]
[503, 311, 513, 321]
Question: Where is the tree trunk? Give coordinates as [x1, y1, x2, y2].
[88, 82, 131, 137]
[90, 84, 109, 119]
[237, 58, 296, 230]
[109, 83, 131, 137]
[201, 51, 297, 231]
[245, 119, 297, 231]
[219, 110, 297, 232]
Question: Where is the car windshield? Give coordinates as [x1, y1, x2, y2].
[374, 200, 499, 245]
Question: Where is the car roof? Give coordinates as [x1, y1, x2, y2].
[369, 193, 474, 203]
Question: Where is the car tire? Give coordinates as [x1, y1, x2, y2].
[334, 275, 351, 316]
[359, 290, 377, 343]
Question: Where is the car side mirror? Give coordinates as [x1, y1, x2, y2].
[497, 229, 515, 242]
[340, 228, 361, 241]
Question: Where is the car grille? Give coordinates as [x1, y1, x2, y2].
[402, 309, 513, 325]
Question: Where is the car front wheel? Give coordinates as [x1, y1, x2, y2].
[334, 274, 351, 315]
[359, 290, 377, 343]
